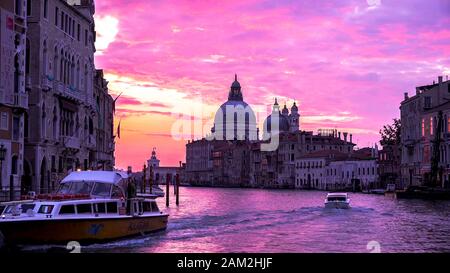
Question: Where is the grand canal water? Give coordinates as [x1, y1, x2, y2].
[23, 187, 450, 253]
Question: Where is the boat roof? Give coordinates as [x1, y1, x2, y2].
[327, 192, 348, 197]
[61, 171, 129, 184]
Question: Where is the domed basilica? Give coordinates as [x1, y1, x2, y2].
[211, 75, 300, 141]
[212, 75, 258, 140]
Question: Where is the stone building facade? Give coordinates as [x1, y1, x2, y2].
[185, 76, 357, 189]
[0, 0, 28, 201]
[400, 76, 450, 188]
[147, 148, 181, 185]
[295, 149, 379, 191]
[0, 0, 115, 200]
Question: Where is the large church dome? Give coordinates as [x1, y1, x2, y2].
[212, 75, 257, 141]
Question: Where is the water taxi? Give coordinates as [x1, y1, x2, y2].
[324, 193, 351, 209]
[0, 171, 168, 247]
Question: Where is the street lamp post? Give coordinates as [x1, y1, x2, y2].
[0, 144, 6, 200]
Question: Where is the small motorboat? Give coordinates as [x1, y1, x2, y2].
[324, 192, 350, 209]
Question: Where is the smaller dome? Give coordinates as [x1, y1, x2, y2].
[291, 101, 298, 112]
[282, 104, 289, 115]
[263, 112, 290, 134]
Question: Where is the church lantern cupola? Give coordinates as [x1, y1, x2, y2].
[228, 74, 243, 101]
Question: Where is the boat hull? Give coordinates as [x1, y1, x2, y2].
[324, 201, 350, 209]
[0, 214, 168, 245]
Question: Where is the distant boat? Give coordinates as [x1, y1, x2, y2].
[395, 186, 450, 200]
[370, 189, 386, 195]
[324, 193, 351, 209]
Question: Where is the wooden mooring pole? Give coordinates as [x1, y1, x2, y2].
[149, 165, 153, 194]
[166, 173, 170, 207]
[142, 163, 147, 194]
[176, 173, 180, 206]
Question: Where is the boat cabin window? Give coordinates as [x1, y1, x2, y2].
[328, 197, 347, 202]
[151, 202, 159, 212]
[58, 183, 71, 194]
[59, 205, 76, 214]
[95, 203, 106, 213]
[22, 204, 36, 213]
[106, 202, 118, 214]
[71, 181, 94, 195]
[92, 183, 112, 197]
[111, 186, 124, 199]
[143, 201, 152, 212]
[77, 203, 92, 214]
[38, 205, 54, 214]
[0, 205, 4, 214]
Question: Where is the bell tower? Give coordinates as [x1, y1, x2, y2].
[289, 101, 300, 132]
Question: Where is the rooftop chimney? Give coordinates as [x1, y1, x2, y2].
[350, 134, 353, 143]
[338, 132, 341, 139]
[404, 92, 409, 100]
[343, 132, 348, 142]
[439, 76, 443, 84]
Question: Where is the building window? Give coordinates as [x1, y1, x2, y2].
[422, 118, 425, 136]
[430, 117, 434, 135]
[27, 0, 31, 16]
[424, 97, 432, 109]
[85, 29, 88, 46]
[61, 12, 64, 30]
[11, 156, 18, 175]
[77, 24, 81, 41]
[12, 115, 20, 141]
[15, 0, 22, 16]
[44, 0, 48, 18]
[1, 112, 9, 130]
[55, 7, 59, 26]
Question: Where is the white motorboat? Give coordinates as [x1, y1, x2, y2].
[324, 192, 350, 209]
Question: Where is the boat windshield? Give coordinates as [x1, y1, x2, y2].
[57, 181, 94, 195]
[327, 196, 347, 202]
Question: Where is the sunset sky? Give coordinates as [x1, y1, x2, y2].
[92, 0, 450, 170]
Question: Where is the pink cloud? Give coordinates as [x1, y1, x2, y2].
[94, 0, 450, 169]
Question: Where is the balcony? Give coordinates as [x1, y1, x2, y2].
[13, 93, 28, 109]
[54, 81, 64, 94]
[41, 75, 53, 91]
[62, 136, 81, 150]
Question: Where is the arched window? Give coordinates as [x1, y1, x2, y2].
[71, 56, 75, 86]
[89, 117, 93, 135]
[75, 115, 79, 137]
[52, 106, 58, 139]
[41, 103, 46, 138]
[25, 38, 30, 76]
[43, 40, 48, 76]
[59, 49, 64, 81]
[53, 47, 58, 80]
[76, 60, 80, 89]
[14, 53, 20, 93]
[84, 63, 88, 93]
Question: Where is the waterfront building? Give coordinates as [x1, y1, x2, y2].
[146, 148, 181, 185]
[93, 69, 115, 170]
[24, 0, 114, 196]
[0, 0, 28, 201]
[185, 138, 215, 185]
[185, 76, 357, 189]
[295, 148, 379, 191]
[400, 76, 450, 188]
